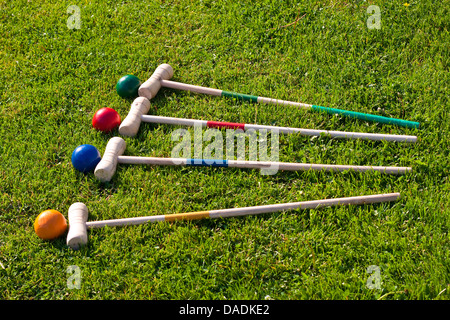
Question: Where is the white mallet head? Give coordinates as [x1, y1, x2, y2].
[118, 97, 151, 137]
[138, 63, 173, 100]
[66, 202, 89, 250]
[94, 137, 126, 182]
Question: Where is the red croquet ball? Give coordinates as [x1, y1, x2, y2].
[92, 107, 121, 132]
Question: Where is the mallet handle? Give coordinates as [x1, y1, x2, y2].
[140, 114, 417, 143]
[161, 79, 222, 96]
[117, 156, 411, 175]
[159, 79, 420, 129]
[85, 193, 400, 228]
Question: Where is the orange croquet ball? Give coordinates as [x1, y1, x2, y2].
[34, 209, 68, 240]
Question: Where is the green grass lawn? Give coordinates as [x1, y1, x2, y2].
[0, 0, 448, 300]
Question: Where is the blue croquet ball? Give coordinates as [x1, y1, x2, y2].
[71, 144, 101, 173]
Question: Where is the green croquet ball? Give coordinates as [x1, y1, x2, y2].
[116, 74, 141, 98]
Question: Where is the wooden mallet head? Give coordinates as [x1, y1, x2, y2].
[66, 202, 89, 250]
[118, 97, 151, 137]
[138, 63, 174, 100]
[94, 137, 126, 182]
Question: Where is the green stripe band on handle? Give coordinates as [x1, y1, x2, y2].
[311, 105, 420, 129]
[222, 91, 258, 103]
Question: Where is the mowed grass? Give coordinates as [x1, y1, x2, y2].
[0, 0, 448, 300]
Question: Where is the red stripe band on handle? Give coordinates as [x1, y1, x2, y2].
[207, 121, 245, 130]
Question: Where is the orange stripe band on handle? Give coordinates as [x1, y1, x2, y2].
[164, 211, 211, 222]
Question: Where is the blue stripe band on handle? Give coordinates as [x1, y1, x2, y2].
[186, 159, 229, 167]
